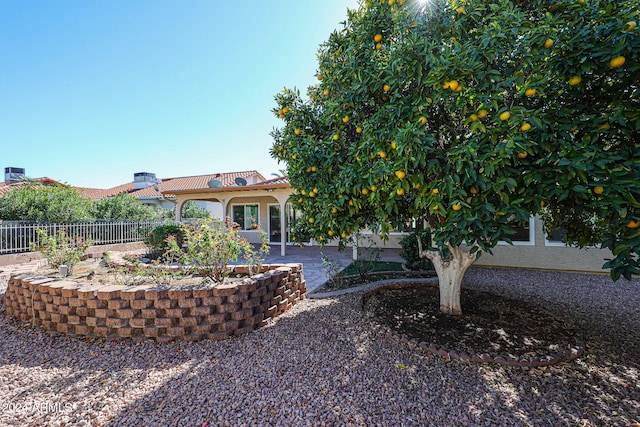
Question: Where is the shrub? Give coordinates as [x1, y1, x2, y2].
[399, 231, 434, 271]
[0, 184, 92, 222]
[181, 201, 211, 219]
[93, 193, 172, 220]
[30, 228, 92, 274]
[164, 218, 269, 283]
[145, 225, 183, 256]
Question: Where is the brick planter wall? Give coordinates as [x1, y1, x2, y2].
[4, 264, 305, 342]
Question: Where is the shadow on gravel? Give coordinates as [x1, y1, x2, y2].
[1, 267, 639, 426]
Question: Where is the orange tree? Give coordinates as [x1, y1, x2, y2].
[271, 0, 639, 315]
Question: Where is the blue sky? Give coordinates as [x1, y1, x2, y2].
[0, 0, 359, 188]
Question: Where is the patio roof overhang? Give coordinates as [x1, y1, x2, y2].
[162, 182, 291, 197]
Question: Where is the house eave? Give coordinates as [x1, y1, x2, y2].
[163, 183, 291, 196]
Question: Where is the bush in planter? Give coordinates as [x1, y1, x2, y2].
[145, 225, 183, 258]
[399, 231, 434, 271]
[30, 228, 92, 274]
[164, 217, 269, 283]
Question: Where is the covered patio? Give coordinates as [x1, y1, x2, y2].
[164, 177, 295, 256]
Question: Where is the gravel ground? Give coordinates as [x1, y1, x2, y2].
[0, 266, 639, 426]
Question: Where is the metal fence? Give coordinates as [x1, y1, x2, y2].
[0, 220, 175, 255]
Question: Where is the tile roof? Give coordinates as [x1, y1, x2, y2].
[0, 178, 65, 196]
[0, 171, 273, 199]
[80, 170, 266, 200]
[162, 175, 291, 196]
[79, 183, 134, 199]
[255, 175, 289, 186]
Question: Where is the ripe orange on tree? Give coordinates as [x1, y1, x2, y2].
[569, 76, 582, 86]
[610, 56, 626, 68]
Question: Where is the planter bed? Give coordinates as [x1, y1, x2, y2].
[4, 262, 306, 342]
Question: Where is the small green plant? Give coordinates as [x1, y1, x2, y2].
[321, 253, 345, 289]
[399, 231, 434, 271]
[164, 217, 264, 283]
[111, 262, 147, 286]
[102, 251, 115, 267]
[31, 228, 92, 274]
[141, 260, 181, 286]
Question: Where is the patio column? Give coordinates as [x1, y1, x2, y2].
[276, 195, 288, 256]
[175, 199, 184, 222]
[219, 198, 229, 221]
[352, 236, 358, 260]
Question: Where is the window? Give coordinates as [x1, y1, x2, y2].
[232, 204, 259, 230]
[498, 216, 535, 246]
[545, 228, 568, 246]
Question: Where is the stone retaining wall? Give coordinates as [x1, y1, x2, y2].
[4, 264, 305, 342]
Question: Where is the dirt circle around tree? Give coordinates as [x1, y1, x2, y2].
[363, 283, 585, 367]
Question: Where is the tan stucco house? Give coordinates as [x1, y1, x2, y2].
[163, 176, 615, 274]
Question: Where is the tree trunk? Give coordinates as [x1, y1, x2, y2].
[417, 238, 480, 316]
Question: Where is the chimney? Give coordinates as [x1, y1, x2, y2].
[133, 172, 160, 190]
[5, 167, 25, 184]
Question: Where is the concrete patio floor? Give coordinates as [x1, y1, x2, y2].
[257, 245, 405, 292]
